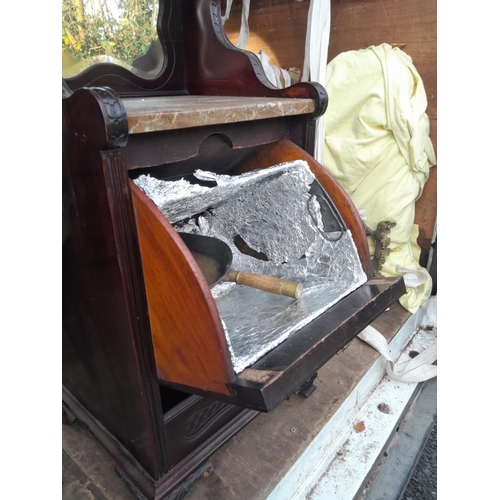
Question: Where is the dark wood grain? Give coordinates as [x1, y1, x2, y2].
[183, 1, 327, 111]
[63, 386, 258, 500]
[124, 117, 291, 170]
[62, 87, 168, 479]
[163, 395, 248, 469]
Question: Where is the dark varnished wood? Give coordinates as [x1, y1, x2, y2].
[183, 0, 327, 155]
[64, 0, 327, 157]
[163, 395, 251, 469]
[63, 386, 257, 500]
[63, 85, 256, 499]
[124, 116, 292, 170]
[182, 1, 327, 114]
[62, 1, 406, 497]
[130, 181, 235, 395]
[62, 87, 167, 479]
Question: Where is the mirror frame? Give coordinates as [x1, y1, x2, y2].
[64, 0, 185, 96]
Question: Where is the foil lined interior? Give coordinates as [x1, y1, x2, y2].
[134, 160, 367, 373]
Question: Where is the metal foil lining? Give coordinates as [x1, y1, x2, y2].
[134, 160, 367, 373]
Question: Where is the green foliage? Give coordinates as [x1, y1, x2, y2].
[62, 0, 157, 65]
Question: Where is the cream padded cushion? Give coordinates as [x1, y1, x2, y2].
[323, 43, 436, 313]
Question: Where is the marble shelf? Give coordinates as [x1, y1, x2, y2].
[122, 95, 316, 134]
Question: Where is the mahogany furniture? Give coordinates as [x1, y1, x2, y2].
[62, 1, 405, 498]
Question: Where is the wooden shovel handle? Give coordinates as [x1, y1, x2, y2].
[226, 269, 303, 299]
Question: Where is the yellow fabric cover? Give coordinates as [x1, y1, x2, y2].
[323, 43, 436, 313]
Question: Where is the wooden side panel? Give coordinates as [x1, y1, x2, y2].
[328, 0, 437, 262]
[232, 139, 373, 278]
[63, 88, 167, 478]
[130, 182, 235, 395]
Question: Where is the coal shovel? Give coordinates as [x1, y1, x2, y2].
[179, 233, 303, 299]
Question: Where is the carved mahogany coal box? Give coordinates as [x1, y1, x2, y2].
[62, 2, 405, 499]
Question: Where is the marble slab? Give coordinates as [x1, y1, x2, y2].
[122, 95, 315, 134]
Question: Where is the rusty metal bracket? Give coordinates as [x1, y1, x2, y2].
[296, 372, 318, 398]
[364, 221, 396, 277]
